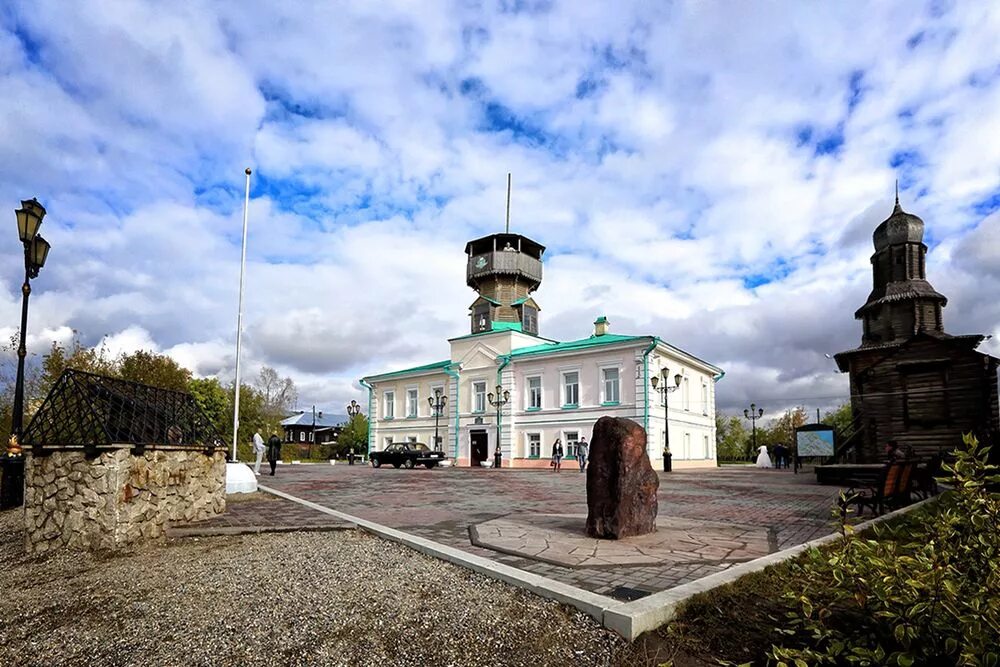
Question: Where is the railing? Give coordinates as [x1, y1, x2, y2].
[833, 412, 866, 463]
[467, 251, 543, 284]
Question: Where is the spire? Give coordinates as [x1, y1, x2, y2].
[893, 179, 902, 213]
[505, 172, 511, 234]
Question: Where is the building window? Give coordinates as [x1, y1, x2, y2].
[527, 433, 541, 458]
[473, 381, 487, 413]
[473, 304, 491, 332]
[384, 391, 395, 419]
[527, 376, 542, 410]
[299, 431, 305, 442]
[704, 435, 710, 459]
[407, 389, 418, 417]
[602, 367, 620, 404]
[308, 431, 314, 442]
[384, 436, 393, 449]
[684, 432, 691, 458]
[522, 305, 537, 334]
[562, 371, 579, 407]
[407, 435, 417, 443]
[701, 383, 709, 415]
[683, 377, 691, 411]
[564, 431, 579, 458]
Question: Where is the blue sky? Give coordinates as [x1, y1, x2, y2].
[0, 1, 998, 417]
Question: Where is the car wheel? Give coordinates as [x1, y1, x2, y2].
[424, 462, 436, 469]
[371, 458, 381, 468]
[403, 459, 415, 469]
[393, 463, 401, 469]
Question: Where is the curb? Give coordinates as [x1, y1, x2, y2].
[258, 484, 937, 641]
[165, 523, 356, 538]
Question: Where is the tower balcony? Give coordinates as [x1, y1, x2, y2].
[466, 250, 543, 288]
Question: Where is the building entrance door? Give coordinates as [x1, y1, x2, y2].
[470, 430, 488, 467]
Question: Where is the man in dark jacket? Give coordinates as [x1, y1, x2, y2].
[266, 434, 282, 476]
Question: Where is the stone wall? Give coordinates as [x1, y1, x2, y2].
[24, 448, 226, 553]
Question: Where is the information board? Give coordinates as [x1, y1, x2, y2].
[796, 428, 835, 457]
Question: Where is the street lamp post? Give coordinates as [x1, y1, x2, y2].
[427, 390, 447, 452]
[346, 400, 361, 464]
[487, 384, 509, 469]
[743, 403, 764, 460]
[650, 369, 682, 472]
[1, 198, 51, 510]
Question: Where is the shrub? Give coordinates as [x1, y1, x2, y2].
[769, 434, 1000, 666]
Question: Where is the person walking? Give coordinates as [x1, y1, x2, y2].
[252, 431, 266, 475]
[755, 444, 772, 469]
[266, 433, 282, 476]
[551, 438, 563, 472]
[577, 437, 589, 472]
[773, 443, 785, 469]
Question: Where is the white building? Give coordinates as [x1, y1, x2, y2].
[361, 233, 723, 468]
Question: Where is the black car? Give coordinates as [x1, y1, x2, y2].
[370, 442, 447, 469]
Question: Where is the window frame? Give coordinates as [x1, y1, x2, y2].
[561, 370, 580, 408]
[563, 430, 580, 459]
[527, 432, 541, 458]
[406, 387, 418, 418]
[601, 365, 621, 405]
[472, 380, 487, 413]
[526, 375, 542, 411]
[384, 390, 395, 419]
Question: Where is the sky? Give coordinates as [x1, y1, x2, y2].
[1, 1, 998, 422]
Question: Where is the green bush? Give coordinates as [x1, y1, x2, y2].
[770, 434, 1000, 666]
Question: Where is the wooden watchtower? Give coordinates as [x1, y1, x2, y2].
[834, 194, 1000, 462]
[465, 233, 544, 335]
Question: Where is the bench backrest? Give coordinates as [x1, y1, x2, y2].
[896, 461, 915, 496]
[881, 462, 904, 497]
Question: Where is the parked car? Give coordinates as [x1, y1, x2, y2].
[370, 442, 448, 469]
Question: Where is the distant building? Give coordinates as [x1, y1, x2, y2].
[360, 232, 723, 468]
[280, 411, 346, 448]
[835, 194, 1000, 461]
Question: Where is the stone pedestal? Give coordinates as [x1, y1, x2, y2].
[586, 416, 659, 539]
[24, 449, 226, 553]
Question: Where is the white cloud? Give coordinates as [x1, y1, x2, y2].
[0, 0, 998, 417]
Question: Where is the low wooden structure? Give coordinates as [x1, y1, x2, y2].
[834, 195, 1000, 462]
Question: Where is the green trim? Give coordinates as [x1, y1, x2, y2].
[405, 416, 417, 420]
[601, 401, 620, 407]
[526, 406, 541, 412]
[359, 378, 374, 455]
[496, 353, 513, 451]
[443, 363, 461, 459]
[561, 404, 579, 410]
[364, 359, 451, 382]
[510, 333, 650, 358]
[490, 321, 522, 332]
[642, 338, 657, 434]
[594, 316, 609, 324]
[527, 455, 540, 459]
[447, 329, 557, 344]
[383, 416, 394, 421]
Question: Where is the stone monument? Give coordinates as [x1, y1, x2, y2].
[586, 416, 659, 539]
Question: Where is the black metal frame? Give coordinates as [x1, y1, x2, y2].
[22, 369, 223, 457]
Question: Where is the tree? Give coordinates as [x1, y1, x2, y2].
[118, 350, 191, 391]
[187, 377, 230, 438]
[254, 365, 297, 425]
[333, 413, 369, 458]
[822, 402, 855, 442]
[761, 407, 810, 450]
[716, 414, 750, 461]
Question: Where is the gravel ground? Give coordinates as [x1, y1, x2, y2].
[0, 510, 646, 667]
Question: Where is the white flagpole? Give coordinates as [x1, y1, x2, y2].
[232, 167, 251, 461]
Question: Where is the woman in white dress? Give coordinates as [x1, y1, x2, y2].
[755, 445, 772, 468]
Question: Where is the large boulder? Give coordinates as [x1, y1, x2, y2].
[586, 416, 659, 539]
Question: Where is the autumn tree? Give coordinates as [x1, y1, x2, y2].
[761, 407, 810, 451]
[715, 413, 751, 461]
[333, 413, 369, 458]
[118, 350, 191, 391]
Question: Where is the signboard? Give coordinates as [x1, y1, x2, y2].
[796, 427, 835, 457]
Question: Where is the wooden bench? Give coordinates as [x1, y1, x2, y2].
[839, 461, 916, 518]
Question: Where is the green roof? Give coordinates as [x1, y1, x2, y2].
[490, 321, 522, 332]
[594, 315, 608, 324]
[511, 296, 533, 306]
[510, 333, 649, 357]
[363, 359, 451, 381]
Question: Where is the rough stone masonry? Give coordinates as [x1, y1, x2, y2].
[585, 416, 659, 539]
[23, 448, 226, 554]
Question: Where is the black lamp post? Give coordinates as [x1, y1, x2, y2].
[743, 403, 764, 460]
[651, 369, 682, 472]
[487, 384, 509, 469]
[346, 400, 361, 464]
[1, 198, 51, 510]
[427, 390, 446, 451]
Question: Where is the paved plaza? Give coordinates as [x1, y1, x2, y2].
[260, 464, 846, 600]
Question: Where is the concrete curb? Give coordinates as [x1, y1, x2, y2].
[259, 484, 937, 641]
[165, 523, 356, 538]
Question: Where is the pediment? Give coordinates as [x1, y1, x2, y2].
[457, 342, 501, 370]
